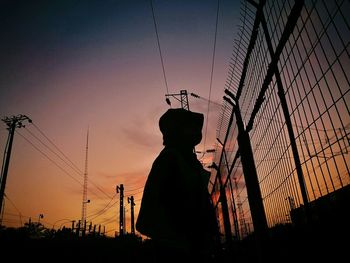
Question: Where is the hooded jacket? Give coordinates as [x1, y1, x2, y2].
[136, 108, 218, 251]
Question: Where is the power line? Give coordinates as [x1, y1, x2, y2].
[126, 189, 144, 198]
[31, 123, 83, 174]
[24, 127, 82, 175]
[190, 93, 222, 107]
[94, 213, 118, 226]
[87, 194, 117, 221]
[88, 182, 113, 199]
[18, 130, 111, 201]
[3, 194, 23, 226]
[203, 0, 220, 152]
[4, 194, 22, 217]
[124, 185, 144, 193]
[87, 194, 116, 218]
[133, 197, 142, 203]
[27, 124, 113, 199]
[16, 130, 83, 186]
[150, 0, 169, 94]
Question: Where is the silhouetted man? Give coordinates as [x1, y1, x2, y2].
[136, 108, 219, 262]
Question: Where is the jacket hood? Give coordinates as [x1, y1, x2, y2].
[159, 108, 204, 147]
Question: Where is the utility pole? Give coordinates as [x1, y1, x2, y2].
[0, 198, 5, 226]
[82, 219, 87, 237]
[165, 90, 190, 110]
[116, 184, 124, 236]
[89, 222, 92, 233]
[76, 220, 81, 236]
[71, 220, 75, 233]
[128, 196, 135, 235]
[124, 206, 126, 234]
[0, 114, 31, 215]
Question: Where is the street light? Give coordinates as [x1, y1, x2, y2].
[38, 214, 44, 224]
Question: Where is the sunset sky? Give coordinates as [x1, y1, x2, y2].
[0, 0, 240, 235]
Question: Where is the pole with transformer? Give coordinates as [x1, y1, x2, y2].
[128, 196, 135, 235]
[0, 114, 32, 215]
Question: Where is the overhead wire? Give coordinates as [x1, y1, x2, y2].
[16, 131, 109, 211]
[24, 127, 82, 175]
[2, 196, 54, 228]
[2, 194, 23, 226]
[4, 194, 22, 217]
[16, 130, 83, 186]
[150, 0, 169, 94]
[126, 189, 144, 198]
[203, 0, 220, 152]
[26, 124, 113, 199]
[12, 125, 137, 228]
[31, 124, 112, 198]
[124, 185, 145, 194]
[124, 186, 145, 197]
[31, 123, 83, 173]
[88, 200, 118, 222]
[94, 213, 118, 226]
[87, 193, 117, 219]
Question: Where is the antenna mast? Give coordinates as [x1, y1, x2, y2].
[81, 128, 89, 235]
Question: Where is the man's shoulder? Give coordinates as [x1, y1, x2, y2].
[152, 148, 182, 169]
[156, 148, 181, 160]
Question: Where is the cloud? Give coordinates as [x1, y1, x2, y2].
[64, 184, 84, 197]
[120, 107, 164, 149]
[121, 125, 162, 149]
[115, 170, 148, 188]
[97, 170, 147, 182]
[94, 169, 148, 194]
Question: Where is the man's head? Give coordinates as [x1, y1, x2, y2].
[159, 108, 204, 147]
